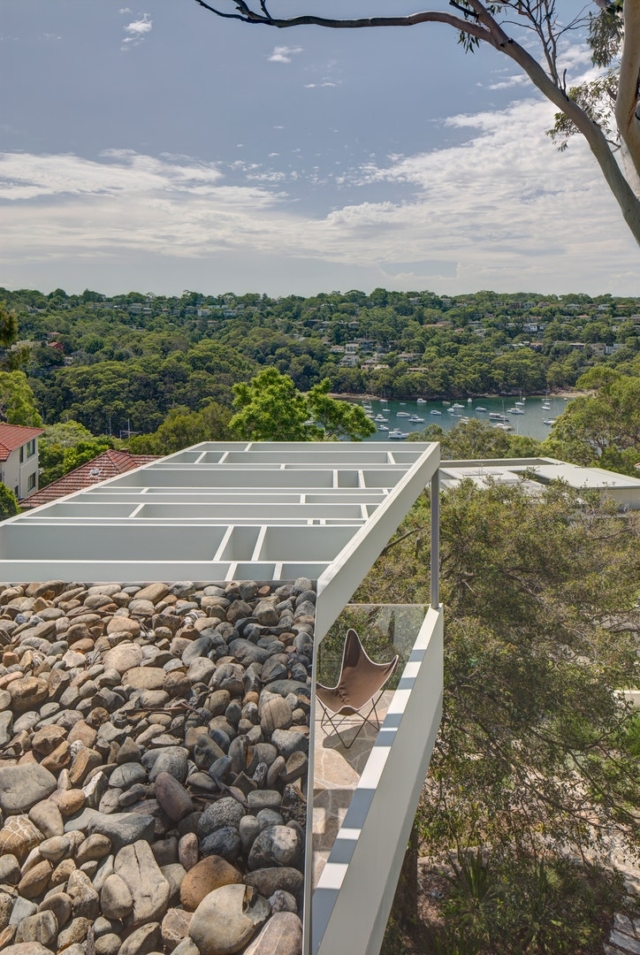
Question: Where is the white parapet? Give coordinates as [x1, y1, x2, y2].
[312, 605, 444, 955]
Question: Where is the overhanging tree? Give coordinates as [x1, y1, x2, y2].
[191, 0, 640, 248]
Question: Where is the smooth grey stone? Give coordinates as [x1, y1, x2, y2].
[67, 810, 154, 852]
[261, 659, 288, 684]
[263, 680, 309, 700]
[247, 789, 282, 814]
[145, 747, 189, 784]
[0, 762, 57, 814]
[181, 635, 215, 666]
[268, 890, 298, 914]
[197, 797, 244, 838]
[207, 727, 230, 752]
[0, 710, 12, 745]
[118, 783, 148, 807]
[256, 809, 284, 831]
[248, 825, 303, 871]
[109, 762, 147, 789]
[9, 896, 38, 924]
[13, 712, 40, 734]
[227, 639, 268, 666]
[193, 735, 225, 770]
[239, 814, 260, 854]
[199, 826, 241, 863]
[271, 729, 307, 759]
[208, 756, 232, 784]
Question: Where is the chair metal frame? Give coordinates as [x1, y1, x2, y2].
[316, 628, 399, 750]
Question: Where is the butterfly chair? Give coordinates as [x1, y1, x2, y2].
[316, 628, 399, 750]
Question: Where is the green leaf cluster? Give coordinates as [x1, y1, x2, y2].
[229, 368, 375, 441]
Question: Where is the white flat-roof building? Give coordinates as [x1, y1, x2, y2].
[0, 441, 444, 955]
[441, 456, 640, 509]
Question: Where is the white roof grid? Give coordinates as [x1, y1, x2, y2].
[0, 442, 439, 597]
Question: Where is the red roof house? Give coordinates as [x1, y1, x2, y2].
[21, 449, 159, 510]
[0, 424, 46, 500]
[0, 424, 45, 462]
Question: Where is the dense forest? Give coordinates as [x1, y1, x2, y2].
[1, 286, 639, 438]
[0, 286, 638, 487]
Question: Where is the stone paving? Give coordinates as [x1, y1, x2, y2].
[312, 690, 393, 888]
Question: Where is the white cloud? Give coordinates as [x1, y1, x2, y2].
[485, 74, 528, 91]
[0, 97, 639, 295]
[268, 45, 302, 64]
[122, 13, 152, 50]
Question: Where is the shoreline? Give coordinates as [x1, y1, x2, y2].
[330, 390, 587, 401]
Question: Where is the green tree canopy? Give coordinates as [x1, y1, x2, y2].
[129, 401, 232, 455]
[543, 365, 640, 475]
[357, 479, 640, 950]
[229, 368, 376, 441]
[38, 420, 115, 488]
[0, 371, 43, 427]
[409, 419, 542, 460]
[0, 484, 19, 521]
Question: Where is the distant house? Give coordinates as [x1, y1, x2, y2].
[21, 449, 159, 510]
[0, 424, 45, 501]
[344, 342, 359, 355]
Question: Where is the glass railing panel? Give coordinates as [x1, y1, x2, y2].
[313, 603, 428, 888]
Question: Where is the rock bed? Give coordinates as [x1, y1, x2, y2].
[0, 578, 314, 955]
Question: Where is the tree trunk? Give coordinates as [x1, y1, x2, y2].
[392, 822, 420, 928]
[616, 0, 640, 182]
[500, 36, 640, 248]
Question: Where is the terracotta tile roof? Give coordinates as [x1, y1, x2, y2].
[21, 449, 160, 510]
[0, 424, 45, 462]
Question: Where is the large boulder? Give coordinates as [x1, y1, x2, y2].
[188, 884, 269, 955]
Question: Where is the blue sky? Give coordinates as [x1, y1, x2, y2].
[2, 0, 639, 296]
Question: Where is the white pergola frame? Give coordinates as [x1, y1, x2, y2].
[0, 441, 443, 955]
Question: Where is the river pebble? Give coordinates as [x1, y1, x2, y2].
[0, 579, 311, 955]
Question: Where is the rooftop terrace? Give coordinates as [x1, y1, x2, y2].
[0, 441, 444, 955]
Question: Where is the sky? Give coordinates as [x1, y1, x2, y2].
[1, 0, 639, 297]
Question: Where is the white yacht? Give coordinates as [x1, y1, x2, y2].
[375, 414, 388, 422]
[507, 407, 525, 415]
[408, 414, 424, 423]
[396, 411, 411, 418]
[475, 406, 487, 413]
[452, 402, 465, 409]
[430, 410, 442, 416]
[388, 429, 408, 440]
[417, 398, 427, 404]
[543, 418, 557, 425]
[493, 422, 513, 431]
[378, 424, 389, 432]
